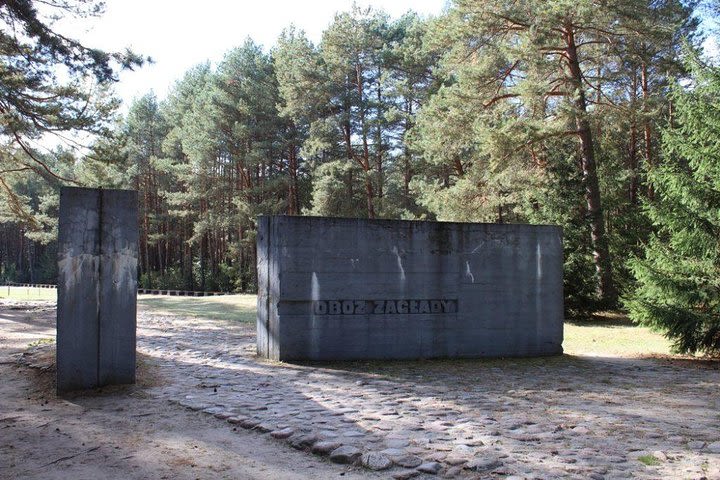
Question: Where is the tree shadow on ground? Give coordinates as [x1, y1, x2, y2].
[4, 302, 718, 479]
[565, 310, 634, 328]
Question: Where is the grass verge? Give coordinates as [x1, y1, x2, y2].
[137, 294, 256, 323]
[2, 289, 676, 357]
[139, 296, 675, 357]
[563, 311, 673, 357]
[0, 286, 56, 301]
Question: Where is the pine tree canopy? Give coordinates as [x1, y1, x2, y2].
[0, 0, 143, 188]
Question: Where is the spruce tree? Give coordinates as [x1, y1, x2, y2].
[626, 57, 720, 355]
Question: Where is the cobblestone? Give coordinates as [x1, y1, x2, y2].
[137, 311, 720, 479]
[361, 452, 393, 471]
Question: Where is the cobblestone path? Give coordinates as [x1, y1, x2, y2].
[138, 312, 720, 479]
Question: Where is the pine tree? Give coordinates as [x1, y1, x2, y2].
[626, 56, 720, 355]
[124, 93, 170, 283]
[0, 0, 145, 238]
[412, 0, 696, 306]
[0, 0, 144, 182]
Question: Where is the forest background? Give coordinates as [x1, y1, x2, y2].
[2, 0, 719, 353]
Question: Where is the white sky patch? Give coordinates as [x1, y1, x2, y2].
[703, 35, 720, 65]
[53, 0, 448, 111]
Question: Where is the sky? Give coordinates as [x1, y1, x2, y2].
[57, 0, 448, 110]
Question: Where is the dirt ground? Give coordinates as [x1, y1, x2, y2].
[3, 299, 719, 480]
[0, 300, 380, 480]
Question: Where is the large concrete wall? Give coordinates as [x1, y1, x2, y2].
[257, 216, 563, 361]
[57, 187, 138, 392]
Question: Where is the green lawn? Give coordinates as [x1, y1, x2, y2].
[137, 296, 674, 357]
[137, 294, 257, 324]
[0, 286, 56, 301]
[563, 311, 673, 357]
[2, 288, 675, 357]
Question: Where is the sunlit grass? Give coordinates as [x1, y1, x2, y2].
[0, 286, 56, 301]
[139, 296, 675, 357]
[563, 311, 673, 357]
[2, 287, 676, 357]
[137, 294, 256, 324]
[638, 455, 662, 466]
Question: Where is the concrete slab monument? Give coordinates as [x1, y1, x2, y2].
[256, 216, 563, 361]
[57, 187, 138, 392]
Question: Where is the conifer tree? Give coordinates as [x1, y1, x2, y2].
[0, 0, 144, 230]
[0, 0, 143, 181]
[626, 57, 720, 355]
[413, 0, 695, 306]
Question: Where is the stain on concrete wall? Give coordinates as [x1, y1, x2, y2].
[57, 187, 138, 392]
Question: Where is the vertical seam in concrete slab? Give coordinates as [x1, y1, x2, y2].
[96, 188, 103, 386]
[265, 218, 271, 357]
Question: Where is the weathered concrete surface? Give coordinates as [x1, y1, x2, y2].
[98, 190, 138, 386]
[57, 187, 138, 392]
[57, 188, 100, 391]
[257, 216, 563, 361]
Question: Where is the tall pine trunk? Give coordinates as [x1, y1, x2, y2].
[642, 62, 654, 201]
[629, 67, 639, 205]
[356, 65, 376, 219]
[375, 65, 383, 203]
[402, 98, 413, 209]
[288, 144, 299, 215]
[565, 23, 617, 305]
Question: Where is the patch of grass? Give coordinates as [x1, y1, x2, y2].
[137, 294, 256, 323]
[5, 288, 676, 358]
[28, 338, 55, 347]
[140, 295, 674, 357]
[638, 455, 662, 466]
[0, 286, 56, 301]
[563, 311, 673, 357]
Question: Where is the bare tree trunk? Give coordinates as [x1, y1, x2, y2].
[403, 99, 413, 208]
[356, 66, 375, 219]
[143, 188, 150, 287]
[629, 67, 639, 205]
[565, 23, 616, 306]
[642, 62, 654, 201]
[27, 240, 34, 283]
[288, 144, 299, 215]
[376, 65, 383, 203]
[364, 174, 375, 219]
